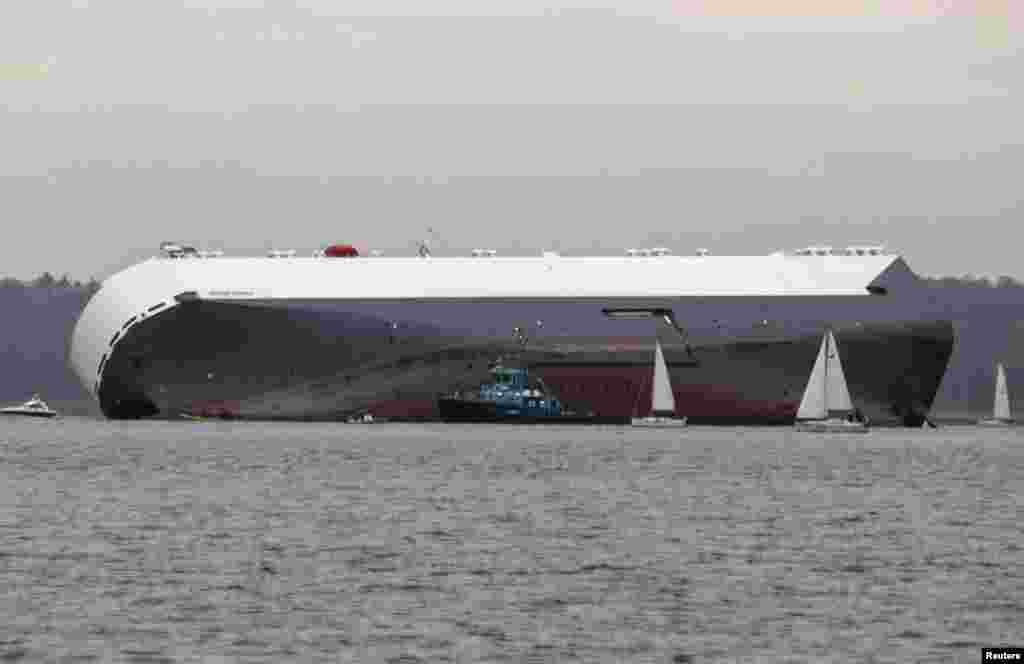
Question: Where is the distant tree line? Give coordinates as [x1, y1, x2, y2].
[1, 273, 102, 297]
[1, 271, 1021, 296]
[919, 274, 1024, 289]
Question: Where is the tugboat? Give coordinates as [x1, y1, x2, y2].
[438, 363, 628, 424]
[1, 394, 58, 418]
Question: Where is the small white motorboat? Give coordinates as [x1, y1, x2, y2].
[0, 395, 58, 418]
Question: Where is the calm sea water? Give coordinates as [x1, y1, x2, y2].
[0, 418, 1021, 663]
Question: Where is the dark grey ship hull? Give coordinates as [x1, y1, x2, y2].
[95, 297, 953, 426]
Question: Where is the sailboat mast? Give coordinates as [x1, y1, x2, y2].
[824, 330, 829, 410]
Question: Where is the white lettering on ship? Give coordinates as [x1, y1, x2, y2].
[207, 290, 254, 297]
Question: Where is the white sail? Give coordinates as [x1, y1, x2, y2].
[797, 333, 828, 420]
[651, 340, 676, 413]
[994, 363, 1011, 421]
[824, 330, 854, 412]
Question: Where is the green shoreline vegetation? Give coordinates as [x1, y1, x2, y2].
[920, 275, 1024, 289]
[2, 273, 102, 298]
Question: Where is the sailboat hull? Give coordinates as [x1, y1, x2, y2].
[631, 416, 688, 427]
[977, 418, 1013, 427]
[794, 419, 869, 433]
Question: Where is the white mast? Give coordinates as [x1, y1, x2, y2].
[824, 330, 853, 413]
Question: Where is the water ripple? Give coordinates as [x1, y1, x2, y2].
[1, 420, 1022, 661]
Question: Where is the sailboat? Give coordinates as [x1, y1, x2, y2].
[794, 330, 868, 433]
[632, 340, 687, 427]
[978, 362, 1013, 427]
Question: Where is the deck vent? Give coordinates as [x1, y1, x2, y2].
[847, 245, 887, 256]
[627, 248, 672, 257]
[795, 246, 835, 256]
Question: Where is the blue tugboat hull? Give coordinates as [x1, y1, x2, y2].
[437, 397, 629, 424]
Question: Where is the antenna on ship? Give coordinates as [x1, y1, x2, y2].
[416, 226, 445, 258]
[417, 226, 436, 257]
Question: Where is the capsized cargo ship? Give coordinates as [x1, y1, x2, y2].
[68, 244, 953, 426]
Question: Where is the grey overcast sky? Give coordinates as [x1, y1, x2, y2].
[1, 1, 1021, 280]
